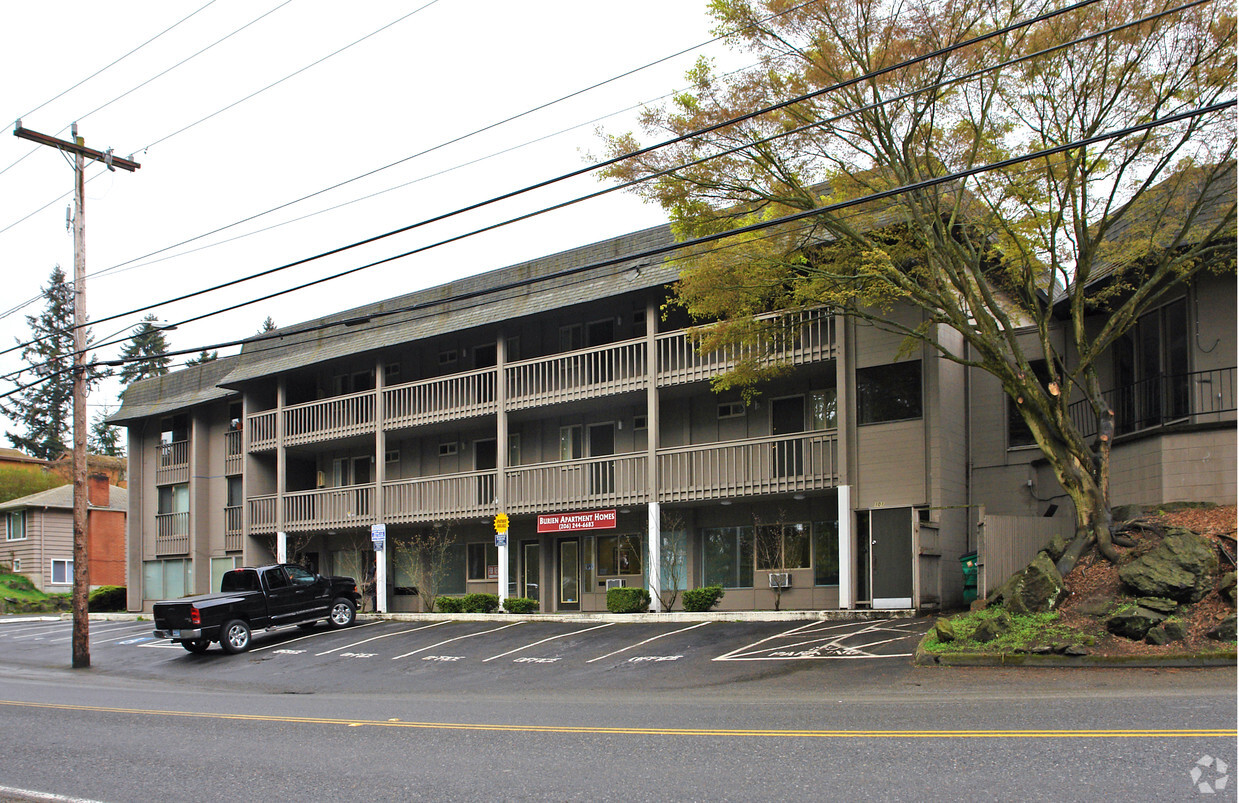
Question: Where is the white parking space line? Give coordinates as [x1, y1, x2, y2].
[482, 623, 613, 663]
[586, 622, 711, 664]
[9, 625, 74, 640]
[715, 619, 920, 661]
[91, 625, 163, 646]
[248, 621, 382, 653]
[0, 782, 108, 803]
[0, 616, 60, 625]
[391, 623, 524, 660]
[713, 621, 818, 661]
[45, 622, 151, 644]
[315, 622, 448, 656]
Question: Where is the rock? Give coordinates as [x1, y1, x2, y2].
[1206, 614, 1236, 642]
[1106, 607, 1167, 640]
[1074, 597, 1113, 618]
[1220, 572, 1236, 607]
[1134, 596, 1179, 614]
[1062, 644, 1090, 656]
[1144, 626, 1171, 646]
[1040, 533, 1070, 563]
[933, 618, 956, 643]
[1030, 645, 1054, 655]
[986, 572, 1020, 607]
[969, 598, 988, 612]
[1118, 530, 1219, 603]
[972, 613, 1012, 643]
[1161, 620, 1187, 641]
[1005, 552, 1066, 614]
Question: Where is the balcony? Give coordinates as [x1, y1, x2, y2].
[383, 470, 498, 524]
[657, 309, 835, 387]
[225, 505, 243, 552]
[248, 411, 277, 452]
[505, 453, 648, 514]
[506, 339, 647, 410]
[1069, 367, 1236, 439]
[385, 369, 496, 430]
[283, 485, 375, 533]
[224, 430, 243, 475]
[155, 512, 189, 555]
[156, 440, 189, 485]
[284, 390, 376, 447]
[657, 431, 840, 503]
[248, 495, 276, 534]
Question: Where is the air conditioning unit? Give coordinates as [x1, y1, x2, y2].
[769, 572, 791, 589]
[605, 578, 627, 590]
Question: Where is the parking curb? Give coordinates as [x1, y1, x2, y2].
[355, 609, 917, 624]
[913, 636, 1237, 668]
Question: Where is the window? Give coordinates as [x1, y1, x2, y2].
[11, 558, 19, 572]
[467, 543, 498, 581]
[160, 414, 188, 445]
[596, 534, 641, 576]
[440, 544, 467, 595]
[559, 324, 583, 351]
[813, 520, 839, 586]
[810, 389, 837, 430]
[1007, 359, 1051, 448]
[718, 401, 745, 419]
[51, 559, 73, 585]
[438, 442, 458, 457]
[384, 362, 401, 384]
[508, 433, 521, 467]
[210, 557, 241, 593]
[633, 415, 647, 431]
[226, 476, 243, 508]
[1114, 297, 1189, 434]
[5, 511, 25, 541]
[143, 559, 192, 600]
[702, 526, 754, 588]
[385, 449, 400, 464]
[756, 523, 811, 570]
[158, 483, 189, 515]
[559, 425, 582, 461]
[439, 349, 458, 365]
[228, 402, 243, 431]
[286, 565, 316, 586]
[659, 530, 688, 592]
[857, 361, 922, 424]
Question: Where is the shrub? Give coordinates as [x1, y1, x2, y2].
[606, 587, 651, 613]
[461, 593, 500, 613]
[88, 585, 126, 612]
[503, 596, 539, 614]
[436, 596, 463, 613]
[681, 585, 725, 612]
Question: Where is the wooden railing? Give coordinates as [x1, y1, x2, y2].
[284, 390, 375, 446]
[385, 369, 496, 429]
[224, 430, 243, 475]
[506, 339, 647, 410]
[156, 440, 189, 485]
[505, 453, 647, 514]
[657, 309, 835, 386]
[283, 485, 375, 532]
[248, 411, 277, 451]
[657, 431, 839, 503]
[155, 511, 189, 555]
[225, 504, 242, 535]
[248, 495, 276, 534]
[383, 471, 498, 524]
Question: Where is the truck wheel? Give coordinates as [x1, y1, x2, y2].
[328, 598, 356, 629]
[219, 619, 252, 654]
[182, 639, 211, 654]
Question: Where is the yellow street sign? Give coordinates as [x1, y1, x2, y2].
[494, 513, 509, 533]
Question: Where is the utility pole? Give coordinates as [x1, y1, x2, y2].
[14, 122, 139, 668]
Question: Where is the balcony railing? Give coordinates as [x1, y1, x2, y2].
[383, 470, 498, 524]
[385, 369, 496, 430]
[224, 430, 243, 475]
[657, 431, 839, 503]
[156, 440, 189, 485]
[657, 309, 835, 386]
[506, 339, 647, 410]
[248, 495, 276, 534]
[283, 485, 375, 532]
[155, 512, 189, 555]
[505, 453, 648, 514]
[1069, 367, 1236, 439]
[248, 411, 277, 451]
[284, 390, 375, 447]
[225, 504, 243, 552]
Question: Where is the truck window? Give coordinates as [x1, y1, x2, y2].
[221, 570, 260, 593]
[265, 568, 290, 590]
[286, 566, 316, 586]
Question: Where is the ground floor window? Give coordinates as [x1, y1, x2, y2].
[755, 523, 811, 571]
[659, 530, 688, 592]
[50, 559, 74, 585]
[143, 558, 192, 600]
[441, 544, 467, 595]
[702, 526, 754, 589]
[596, 534, 641, 576]
[813, 521, 839, 586]
[467, 542, 498, 581]
[210, 556, 241, 594]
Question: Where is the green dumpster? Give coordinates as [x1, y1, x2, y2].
[960, 551, 978, 604]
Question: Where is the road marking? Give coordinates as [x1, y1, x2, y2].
[391, 622, 523, 660]
[91, 626, 163, 646]
[513, 656, 559, 663]
[248, 621, 381, 652]
[628, 655, 682, 663]
[339, 652, 377, 659]
[48, 623, 153, 645]
[421, 655, 462, 662]
[273, 649, 307, 655]
[587, 622, 709, 663]
[315, 622, 447, 656]
[0, 616, 61, 625]
[0, 782, 107, 803]
[715, 619, 922, 661]
[0, 699, 1231, 739]
[9, 625, 72, 639]
[482, 623, 613, 662]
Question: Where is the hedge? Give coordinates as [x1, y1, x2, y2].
[460, 593, 500, 613]
[435, 596, 463, 613]
[606, 586, 651, 613]
[88, 585, 127, 612]
[503, 596, 539, 614]
[681, 585, 725, 612]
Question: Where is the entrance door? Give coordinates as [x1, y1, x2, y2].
[523, 542, 540, 602]
[869, 507, 913, 609]
[475, 439, 497, 506]
[588, 423, 615, 495]
[559, 538, 580, 611]
[771, 396, 805, 477]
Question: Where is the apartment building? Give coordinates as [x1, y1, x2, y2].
[112, 201, 1235, 614]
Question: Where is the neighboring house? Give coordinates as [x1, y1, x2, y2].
[1, 474, 128, 593]
[0, 447, 50, 474]
[110, 179, 1235, 614]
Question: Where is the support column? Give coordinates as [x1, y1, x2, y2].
[645, 300, 661, 612]
[375, 359, 387, 613]
[495, 333, 509, 609]
[275, 378, 286, 563]
[838, 485, 853, 609]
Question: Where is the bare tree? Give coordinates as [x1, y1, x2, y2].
[656, 509, 689, 611]
[391, 523, 456, 613]
[255, 532, 314, 567]
[753, 509, 809, 611]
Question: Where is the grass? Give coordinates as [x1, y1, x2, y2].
[923, 608, 1091, 654]
[0, 572, 47, 602]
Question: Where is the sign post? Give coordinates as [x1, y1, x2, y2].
[371, 523, 387, 614]
[494, 513, 509, 610]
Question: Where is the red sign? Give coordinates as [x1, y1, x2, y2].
[537, 509, 617, 533]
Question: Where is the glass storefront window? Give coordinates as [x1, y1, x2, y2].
[702, 526, 753, 589]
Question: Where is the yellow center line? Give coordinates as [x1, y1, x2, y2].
[0, 700, 1231, 739]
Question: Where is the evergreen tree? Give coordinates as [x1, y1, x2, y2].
[185, 349, 218, 366]
[88, 406, 124, 457]
[259, 316, 277, 334]
[118, 314, 172, 386]
[0, 265, 104, 460]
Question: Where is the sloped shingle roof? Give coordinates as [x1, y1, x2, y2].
[0, 484, 128, 513]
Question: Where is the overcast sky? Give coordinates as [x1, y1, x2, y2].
[0, 0, 735, 434]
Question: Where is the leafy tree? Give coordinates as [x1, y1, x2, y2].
[117, 314, 171, 386]
[0, 466, 64, 505]
[185, 350, 218, 366]
[88, 406, 124, 458]
[0, 266, 106, 460]
[600, 0, 1236, 566]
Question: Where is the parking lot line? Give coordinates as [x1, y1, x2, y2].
[712, 621, 818, 661]
[391, 622, 524, 660]
[8, 624, 73, 640]
[482, 623, 613, 663]
[249, 621, 382, 653]
[315, 622, 448, 656]
[586, 622, 711, 664]
[91, 624, 166, 646]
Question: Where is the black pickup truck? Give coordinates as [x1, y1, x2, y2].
[152, 564, 361, 654]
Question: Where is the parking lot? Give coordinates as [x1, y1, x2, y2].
[0, 614, 928, 692]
